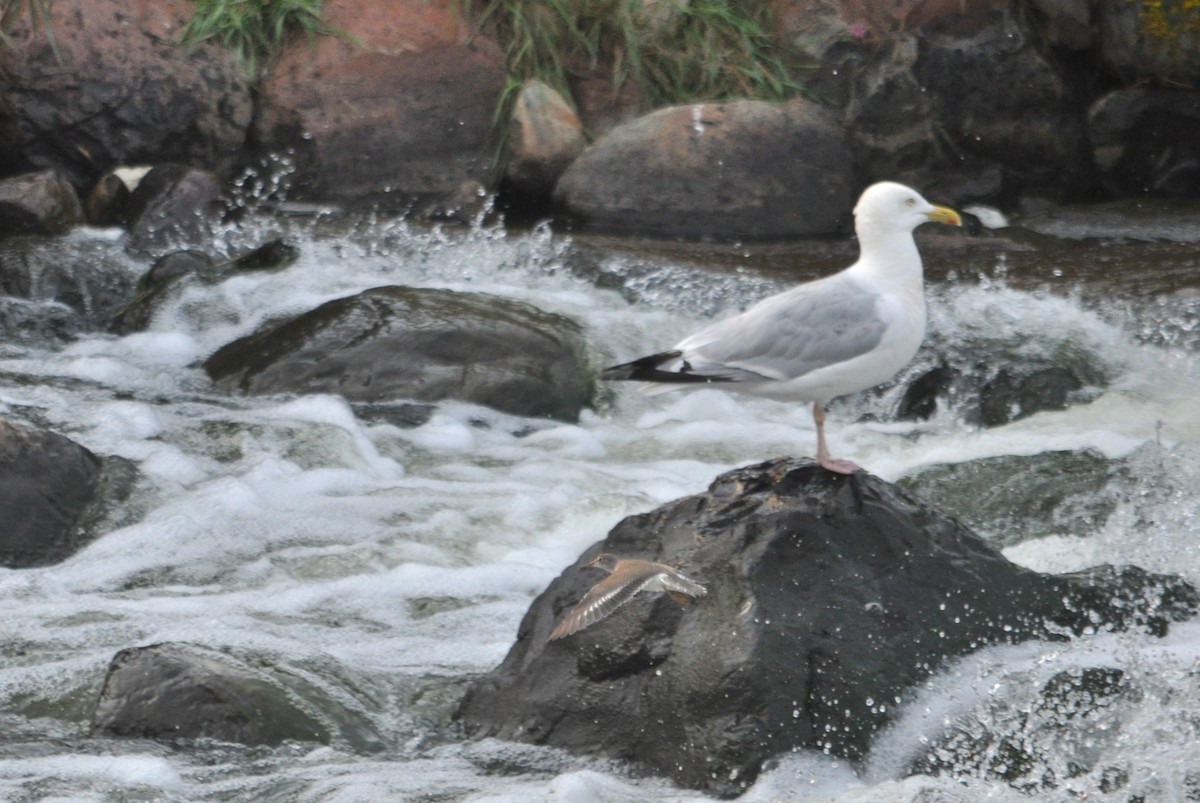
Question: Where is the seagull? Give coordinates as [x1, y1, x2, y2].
[547, 553, 707, 641]
[600, 181, 962, 473]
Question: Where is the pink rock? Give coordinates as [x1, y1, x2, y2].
[253, 0, 506, 212]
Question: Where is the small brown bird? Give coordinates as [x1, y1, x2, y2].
[547, 553, 708, 641]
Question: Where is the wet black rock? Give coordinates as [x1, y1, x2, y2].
[978, 366, 1084, 427]
[91, 642, 384, 752]
[203, 286, 595, 422]
[0, 418, 138, 568]
[456, 458, 1197, 798]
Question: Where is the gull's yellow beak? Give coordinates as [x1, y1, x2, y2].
[925, 204, 962, 226]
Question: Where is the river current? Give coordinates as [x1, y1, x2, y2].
[1, 201, 1199, 801]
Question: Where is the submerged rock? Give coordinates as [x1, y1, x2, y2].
[898, 450, 1116, 546]
[109, 239, 299, 334]
[0, 418, 138, 568]
[91, 642, 384, 752]
[0, 234, 143, 336]
[203, 286, 595, 422]
[456, 458, 1196, 798]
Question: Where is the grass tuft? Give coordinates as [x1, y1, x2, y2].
[466, 0, 806, 122]
[0, 0, 58, 57]
[179, 0, 327, 78]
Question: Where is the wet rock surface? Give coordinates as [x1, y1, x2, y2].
[0, 418, 138, 568]
[91, 642, 385, 752]
[203, 286, 595, 422]
[898, 450, 1117, 547]
[0, 170, 83, 237]
[456, 458, 1197, 798]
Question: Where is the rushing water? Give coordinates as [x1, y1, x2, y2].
[1, 199, 1199, 802]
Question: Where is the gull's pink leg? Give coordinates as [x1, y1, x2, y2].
[813, 402, 860, 474]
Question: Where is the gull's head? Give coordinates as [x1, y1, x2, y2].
[853, 181, 962, 235]
[586, 553, 621, 573]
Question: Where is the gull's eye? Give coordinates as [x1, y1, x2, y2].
[905, 197, 917, 207]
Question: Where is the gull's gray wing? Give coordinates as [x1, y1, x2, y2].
[677, 275, 887, 382]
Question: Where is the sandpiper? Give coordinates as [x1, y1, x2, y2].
[547, 553, 707, 641]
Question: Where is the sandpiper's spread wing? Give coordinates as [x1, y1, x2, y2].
[547, 559, 706, 641]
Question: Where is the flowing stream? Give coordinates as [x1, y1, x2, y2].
[1, 199, 1199, 802]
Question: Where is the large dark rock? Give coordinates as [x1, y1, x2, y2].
[0, 0, 252, 190]
[91, 642, 384, 752]
[203, 286, 595, 422]
[0, 418, 138, 568]
[554, 97, 854, 240]
[455, 458, 1197, 798]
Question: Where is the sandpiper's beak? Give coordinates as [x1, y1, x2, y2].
[925, 204, 962, 226]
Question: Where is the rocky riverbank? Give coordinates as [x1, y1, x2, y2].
[0, 0, 1197, 242]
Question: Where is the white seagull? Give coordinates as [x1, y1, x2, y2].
[547, 553, 707, 641]
[600, 181, 962, 473]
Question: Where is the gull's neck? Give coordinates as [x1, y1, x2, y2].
[850, 219, 924, 287]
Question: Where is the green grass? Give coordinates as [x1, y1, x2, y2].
[467, 0, 805, 120]
[0, 0, 58, 56]
[179, 0, 327, 78]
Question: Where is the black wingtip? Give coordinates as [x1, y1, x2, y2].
[600, 351, 736, 385]
[599, 351, 682, 382]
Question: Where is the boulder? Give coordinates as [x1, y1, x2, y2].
[554, 97, 854, 239]
[203, 286, 595, 422]
[0, 170, 83, 237]
[503, 80, 586, 202]
[0, 418, 138, 568]
[455, 458, 1196, 798]
[124, 164, 225, 257]
[252, 0, 505, 213]
[1088, 89, 1200, 197]
[91, 642, 384, 752]
[0, 0, 252, 190]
